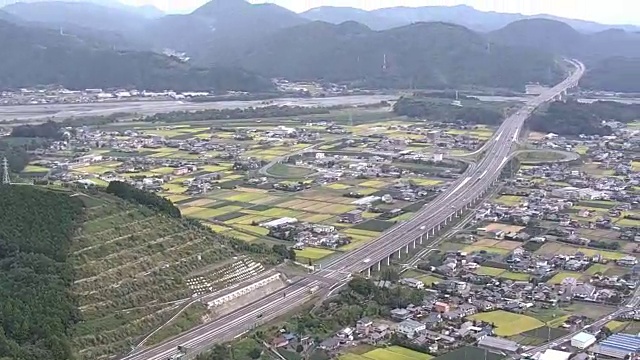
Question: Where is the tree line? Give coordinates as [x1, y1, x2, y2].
[10, 120, 63, 140]
[106, 181, 181, 218]
[0, 186, 83, 360]
[141, 105, 331, 123]
[393, 97, 504, 125]
[528, 100, 640, 136]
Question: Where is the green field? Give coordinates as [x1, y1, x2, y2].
[295, 247, 335, 261]
[546, 271, 583, 284]
[341, 346, 433, 360]
[469, 310, 544, 336]
[267, 163, 315, 178]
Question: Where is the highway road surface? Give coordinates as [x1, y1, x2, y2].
[121, 60, 585, 360]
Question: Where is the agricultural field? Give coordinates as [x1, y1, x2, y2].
[340, 346, 433, 360]
[69, 193, 268, 359]
[474, 266, 531, 281]
[432, 346, 503, 360]
[469, 310, 544, 336]
[535, 242, 627, 261]
[25, 111, 463, 265]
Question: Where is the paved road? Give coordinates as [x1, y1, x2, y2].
[121, 60, 585, 360]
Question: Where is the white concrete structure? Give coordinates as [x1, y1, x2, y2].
[433, 153, 444, 162]
[351, 196, 381, 206]
[571, 332, 597, 349]
[260, 217, 298, 228]
[206, 274, 281, 308]
[538, 349, 571, 360]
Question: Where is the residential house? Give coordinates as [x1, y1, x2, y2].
[400, 278, 425, 289]
[391, 308, 410, 321]
[397, 319, 426, 338]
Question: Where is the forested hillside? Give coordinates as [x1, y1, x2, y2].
[0, 186, 83, 360]
[528, 100, 640, 136]
[0, 19, 274, 92]
[221, 21, 563, 90]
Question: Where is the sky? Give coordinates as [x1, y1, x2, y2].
[121, 0, 638, 25]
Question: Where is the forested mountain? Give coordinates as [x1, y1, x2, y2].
[3, 1, 149, 33]
[580, 57, 640, 92]
[0, 0, 163, 18]
[301, 4, 640, 33]
[490, 19, 640, 92]
[0, 186, 84, 360]
[301, 6, 402, 30]
[217, 21, 564, 90]
[489, 19, 640, 60]
[140, 0, 308, 61]
[0, 19, 274, 91]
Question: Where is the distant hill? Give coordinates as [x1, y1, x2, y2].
[0, 0, 164, 18]
[0, 19, 274, 91]
[216, 21, 564, 90]
[489, 19, 640, 60]
[141, 0, 308, 61]
[301, 6, 402, 30]
[3, 1, 149, 33]
[580, 57, 640, 92]
[489, 19, 640, 92]
[301, 4, 640, 33]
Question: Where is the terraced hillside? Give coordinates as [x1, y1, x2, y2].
[69, 193, 270, 359]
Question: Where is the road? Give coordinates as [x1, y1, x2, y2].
[120, 60, 585, 360]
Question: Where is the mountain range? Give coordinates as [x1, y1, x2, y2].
[217, 21, 563, 90]
[1, 0, 640, 92]
[301, 5, 640, 33]
[0, 18, 273, 91]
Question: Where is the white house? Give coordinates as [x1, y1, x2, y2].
[571, 332, 596, 349]
[397, 319, 426, 338]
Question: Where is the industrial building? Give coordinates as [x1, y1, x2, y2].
[478, 336, 519, 353]
[571, 332, 597, 349]
[593, 333, 640, 359]
[538, 349, 571, 360]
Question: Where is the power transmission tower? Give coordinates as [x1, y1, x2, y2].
[2, 157, 10, 185]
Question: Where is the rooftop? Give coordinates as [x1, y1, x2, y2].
[478, 336, 519, 352]
[600, 333, 640, 353]
[572, 332, 596, 343]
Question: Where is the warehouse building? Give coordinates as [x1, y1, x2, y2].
[593, 333, 640, 359]
[571, 332, 597, 349]
[478, 336, 519, 353]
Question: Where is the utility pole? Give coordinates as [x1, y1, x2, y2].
[2, 157, 10, 185]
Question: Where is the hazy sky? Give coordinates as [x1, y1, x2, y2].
[121, 0, 637, 25]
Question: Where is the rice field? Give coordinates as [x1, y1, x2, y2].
[295, 247, 335, 261]
[546, 271, 584, 285]
[342, 346, 434, 360]
[358, 180, 388, 188]
[326, 183, 352, 190]
[469, 311, 544, 336]
[181, 205, 243, 219]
